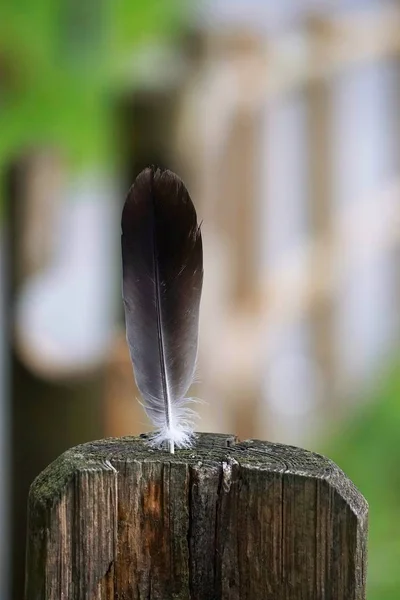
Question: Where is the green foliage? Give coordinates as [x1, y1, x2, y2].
[323, 364, 400, 598]
[0, 0, 186, 219]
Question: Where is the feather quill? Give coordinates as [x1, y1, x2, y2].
[121, 167, 203, 453]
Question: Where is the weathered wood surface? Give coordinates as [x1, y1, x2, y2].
[25, 433, 368, 600]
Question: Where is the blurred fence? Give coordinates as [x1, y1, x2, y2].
[169, 2, 400, 444]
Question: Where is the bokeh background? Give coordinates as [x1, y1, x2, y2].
[1, 0, 400, 598]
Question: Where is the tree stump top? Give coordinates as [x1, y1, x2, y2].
[26, 433, 368, 600]
[30, 433, 366, 514]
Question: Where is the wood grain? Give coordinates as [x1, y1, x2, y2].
[25, 433, 368, 599]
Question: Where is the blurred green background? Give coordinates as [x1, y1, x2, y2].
[1, 1, 400, 598]
[324, 361, 400, 599]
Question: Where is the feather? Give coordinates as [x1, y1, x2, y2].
[121, 166, 203, 453]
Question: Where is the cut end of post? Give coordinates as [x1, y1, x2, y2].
[25, 434, 368, 600]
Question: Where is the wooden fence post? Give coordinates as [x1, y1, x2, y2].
[25, 433, 368, 599]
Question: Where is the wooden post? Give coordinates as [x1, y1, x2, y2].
[25, 433, 368, 600]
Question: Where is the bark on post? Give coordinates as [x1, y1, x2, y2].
[25, 433, 368, 600]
